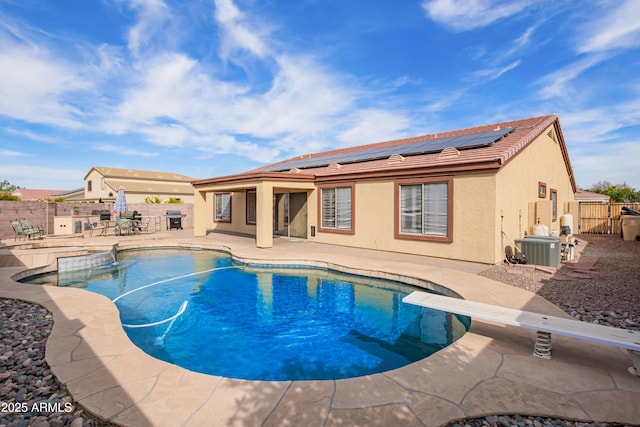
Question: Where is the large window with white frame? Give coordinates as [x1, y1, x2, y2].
[318, 184, 354, 233]
[214, 192, 232, 223]
[395, 177, 452, 242]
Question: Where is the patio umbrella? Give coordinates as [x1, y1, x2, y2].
[113, 185, 128, 217]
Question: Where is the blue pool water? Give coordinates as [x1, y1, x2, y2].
[25, 249, 469, 381]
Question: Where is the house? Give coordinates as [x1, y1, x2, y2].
[11, 188, 68, 201]
[574, 189, 610, 203]
[192, 115, 577, 264]
[84, 167, 196, 204]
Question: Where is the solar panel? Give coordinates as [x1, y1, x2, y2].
[267, 127, 514, 171]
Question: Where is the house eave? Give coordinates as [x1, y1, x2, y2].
[192, 172, 316, 187]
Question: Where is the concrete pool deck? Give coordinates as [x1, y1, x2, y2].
[0, 230, 638, 426]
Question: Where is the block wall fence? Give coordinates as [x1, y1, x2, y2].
[0, 201, 193, 241]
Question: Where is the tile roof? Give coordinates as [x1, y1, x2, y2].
[194, 115, 576, 191]
[574, 190, 610, 201]
[87, 166, 195, 182]
[11, 189, 68, 200]
[103, 179, 194, 195]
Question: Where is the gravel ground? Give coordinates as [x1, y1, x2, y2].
[1, 234, 638, 427]
[0, 300, 111, 427]
[478, 234, 640, 330]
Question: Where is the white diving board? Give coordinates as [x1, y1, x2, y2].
[402, 291, 640, 376]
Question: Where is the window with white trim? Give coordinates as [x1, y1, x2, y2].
[399, 181, 449, 238]
[215, 193, 231, 222]
[321, 187, 352, 230]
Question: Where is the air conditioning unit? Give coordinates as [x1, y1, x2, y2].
[515, 236, 561, 267]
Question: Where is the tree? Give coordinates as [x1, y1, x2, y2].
[0, 180, 20, 201]
[590, 182, 640, 202]
[145, 196, 162, 204]
[590, 180, 613, 192]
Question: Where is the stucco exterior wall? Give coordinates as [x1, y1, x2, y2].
[311, 174, 498, 264]
[84, 170, 108, 201]
[495, 124, 575, 262]
[84, 170, 195, 204]
[203, 191, 256, 236]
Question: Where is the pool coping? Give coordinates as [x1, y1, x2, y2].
[1, 233, 639, 426]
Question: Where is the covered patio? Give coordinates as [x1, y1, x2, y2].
[193, 172, 317, 248]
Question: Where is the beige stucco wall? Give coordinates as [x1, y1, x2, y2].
[495, 124, 575, 263]
[84, 170, 109, 201]
[84, 170, 195, 204]
[310, 174, 498, 264]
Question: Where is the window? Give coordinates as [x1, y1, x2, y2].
[87, 180, 92, 192]
[550, 189, 558, 221]
[538, 182, 547, 198]
[395, 177, 452, 243]
[215, 193, 231, 222]
[319, 185, 354, 233]
[246, 190, 256, 224]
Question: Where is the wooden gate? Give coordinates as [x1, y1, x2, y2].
[578, 202, 635, 234]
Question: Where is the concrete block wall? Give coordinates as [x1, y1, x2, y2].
[0, 201, 193, 241]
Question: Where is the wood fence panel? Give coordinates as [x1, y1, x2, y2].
[578, 202, 610, 234]
[578, 202, 638, 234]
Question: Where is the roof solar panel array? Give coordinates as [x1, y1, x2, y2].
[268, 127, 515, 172]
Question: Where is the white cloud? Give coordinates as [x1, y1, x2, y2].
[189, 134, 280, 163]
[570, 140, 640, 189]
[107, 53, 201, 132]
[467, 60, 521, 83]
[213, 0, 269, 60]
[126, 0, 172, 57]
[422, 0, 532, 32]
[0, 43, 88, 129]
[337, 110, 412, 147]
[4, 128, 59, 143]
[576, 0, 640, 53]
[95, 144, 159, 157]
[229, 55, 358, 141]
[534, 54, 606, 100]
[505, 25, 537, 57]
[0, 149, 28, 156]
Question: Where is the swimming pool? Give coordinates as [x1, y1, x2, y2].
[25, 249, 469, 381]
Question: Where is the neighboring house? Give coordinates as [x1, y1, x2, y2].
[574, 190, 610, 203]
[84, 166, 196, 203]
[11, 189, 68, 201]
[192, 115, 577, 264]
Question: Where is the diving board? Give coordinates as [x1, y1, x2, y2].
[402, 291, 640, 376]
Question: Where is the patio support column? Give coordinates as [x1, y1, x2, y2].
[256, 182, 274, 248]
[194, 190, 207, 237]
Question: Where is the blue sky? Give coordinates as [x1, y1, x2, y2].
[1, 0, 639, 191]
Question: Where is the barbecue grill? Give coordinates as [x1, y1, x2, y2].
[91, 210, 111, 221]
[165, 209, 185, 230]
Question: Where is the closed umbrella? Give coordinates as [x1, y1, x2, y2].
[113, 185, 128, 217]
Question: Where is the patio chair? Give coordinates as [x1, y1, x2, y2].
[16, 219, 44, 240]
[137, 217, 152, 234]
[10, 220, 37, 241]
[85, 218, 107, 237]
[116, 218, 132, 236]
